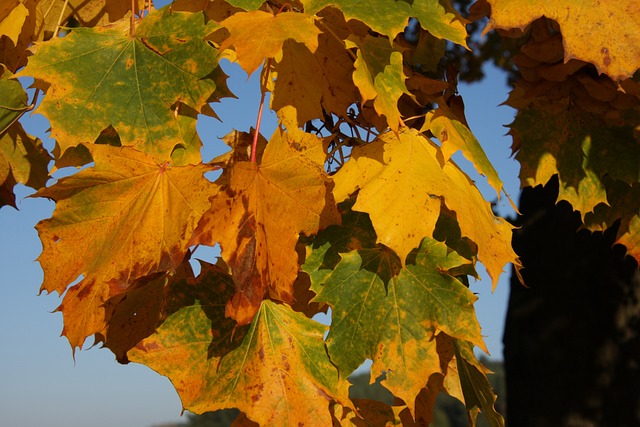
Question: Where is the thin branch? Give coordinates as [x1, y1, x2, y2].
[53, 0, 70, 38]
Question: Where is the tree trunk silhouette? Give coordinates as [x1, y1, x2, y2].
[504, 176, 640, 427]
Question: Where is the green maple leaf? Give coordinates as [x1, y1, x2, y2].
[303, 213, 486, 412]
[302, 0, 468, 46]
[130, 279, 351, 426]
[20, 7, 223, 164]
[0, 75, 29, 133]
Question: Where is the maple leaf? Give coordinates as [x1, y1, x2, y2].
[129, 292, 351, 427]
[0, 0, 29, 45]
[0, 75, 50, 207]
[20, 8, 222, 163]
[511, 101, 640, 218]
[99, 271, 171, 363]
[304, 213, 486, 412]
[35, 144, 214, 297]
[218, 10, 321, 76]
[484, 0, 640, 81]
[333, 127, 518, 287]
[34, 0, 143, 40]
[192, 126, 340, 324]
[270, 28, 359, 125]
[0, 123, 50, 207]
[302, 0, 468, 46]
[453, 340, 504, 426]
[0, 74, 29, 133]
[347, 33, 410, 132]
[583, 178, 640, 265]
[225, 0, 265, 10]
[331, 398, 412, 426]
[424, 107, 504, 198]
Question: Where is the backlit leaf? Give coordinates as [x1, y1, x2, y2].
[424, 107, 504, 198]
[271, 31, 359, 125]
[192, 127, 340, 324]
[347, 34, 409, 131]
[36, 144, 214, 298]
[511, 101, 640, 218]
[0, 1, 29, 45]
[305, 220, 486, 411]
[0, 124, 50, 207]
[130, 298, 351, 426]
[333, 127, 519, 286]
[21, 8, 221, 163]
[484, 0, 640, 81]
[218, 10, 320, 76]
[0, 74, 50, 207]
[454, 340, 504, 427]
[302, 0, 468, 46]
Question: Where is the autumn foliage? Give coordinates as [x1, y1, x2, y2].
[1, 0, 639, 425]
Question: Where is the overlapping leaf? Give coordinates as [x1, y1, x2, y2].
[20, 8, 221, 163]
[130, 296, 351, 427]
[271, 31, 359, 125]
[347, 34, 409, 131]
[0, 0, 29, 45]
[333, 127, 518, 285]
[484, 0, 640, 81]
[218, 10, 320, 76]
[0, 124, 50, 207]
[453, 340, 504, 426]
[424, 107, 504, 198]
[304, 213, 485, 412]
[0, 75, 50, 207]
[191, 127, 340, 325]
[302, 0, 468, 46]
[36, 144, 214, 297]
[511, 100, 640, 218]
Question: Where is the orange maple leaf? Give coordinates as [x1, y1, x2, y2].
[192, 126, 340, 324]
[35, 144, 214, 349]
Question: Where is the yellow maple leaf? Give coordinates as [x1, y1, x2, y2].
[34, 145, 214, 349]
[218, 10, 321, 76]
[191, 126, 340, 324]
[484, 0, 640, 81]
[333, 127, 519, 287]
[0, 1, 29, 45]
[36, 144, 214, 295]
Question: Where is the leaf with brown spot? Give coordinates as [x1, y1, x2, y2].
[35, 144, 214, 302]
[192, 126, 340, 324]
[304, 212, 487, 413]
[484, 0, 640, 81]
[130, 299, 351, 426]
[20, 7, 222, 163]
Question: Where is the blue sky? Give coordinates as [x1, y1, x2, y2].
[0, 57, 519, 427]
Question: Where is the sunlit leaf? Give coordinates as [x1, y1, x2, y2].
[21, 8, 221, 163]
[130, 298, 351, 426]
[192, 126, 340, 324]
[484, 0, 640, 81]
[218, 10, 320, 76]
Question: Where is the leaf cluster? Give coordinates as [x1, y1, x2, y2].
[1, 0, 639, 426]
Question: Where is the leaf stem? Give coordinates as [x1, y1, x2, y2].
[130, 0, 137, 36]
[250, 58, 272, 163]
[53, 0, 70, 38]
